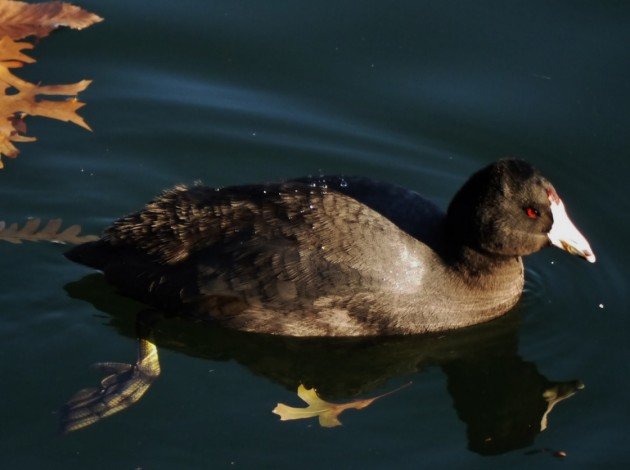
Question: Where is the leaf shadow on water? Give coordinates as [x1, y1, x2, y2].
[63, 273, 583, 456]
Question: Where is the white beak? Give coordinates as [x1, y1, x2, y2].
[548, 198, 596, 263]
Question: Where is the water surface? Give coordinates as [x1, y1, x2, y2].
[1, 1, 629, 468]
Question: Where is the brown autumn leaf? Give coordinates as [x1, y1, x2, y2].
[0, 1, 101, 168]
[272, 382, 411, 428]
[0, 0, 103, 40]
[0, 38, 92, 163]
[0, 218, 98, 244]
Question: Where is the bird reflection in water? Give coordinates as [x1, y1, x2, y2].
[61, 274, 583, 455]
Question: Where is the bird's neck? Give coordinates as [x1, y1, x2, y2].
[436, 244, 525, 328]
[452, 245, 523, 285]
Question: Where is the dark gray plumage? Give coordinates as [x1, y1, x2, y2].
[65, 159, 594, 336]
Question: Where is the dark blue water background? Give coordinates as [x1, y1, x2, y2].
[1, 1, 629, 468]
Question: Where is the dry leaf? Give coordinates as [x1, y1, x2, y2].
[0, 0, 103, 40]
[272, 382, 411, 427]
[61, 338, 161, 433]
[0, 1, 101, 167]
[0, 218, 98, 244]
[0, 37, 92, 165]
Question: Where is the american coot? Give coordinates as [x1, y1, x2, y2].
[66, 159, 595, 337]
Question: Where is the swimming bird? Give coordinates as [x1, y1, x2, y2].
[65, 159, 595, 337]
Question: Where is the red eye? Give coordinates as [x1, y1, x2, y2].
[525, 207, 539, 219]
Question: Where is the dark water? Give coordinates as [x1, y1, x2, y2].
[1, 0, 629, 467]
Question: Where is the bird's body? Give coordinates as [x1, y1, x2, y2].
[66, 160, 594, 336]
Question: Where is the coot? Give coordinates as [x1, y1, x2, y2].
[66, 159, 595, 336]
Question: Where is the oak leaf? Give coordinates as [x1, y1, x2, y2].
[0, 1, 101, 167]
[0, 0, 103, 40]
[272, 382, 411, 427]
[0, 218, 98, 244]
[0, 38, 92, 163]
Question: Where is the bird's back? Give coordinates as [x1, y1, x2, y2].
[66, 177, 447, 335]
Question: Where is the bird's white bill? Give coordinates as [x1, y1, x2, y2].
[548, 198, 596, 263]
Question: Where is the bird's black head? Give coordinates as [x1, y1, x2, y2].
[447, 159, 595, 262]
